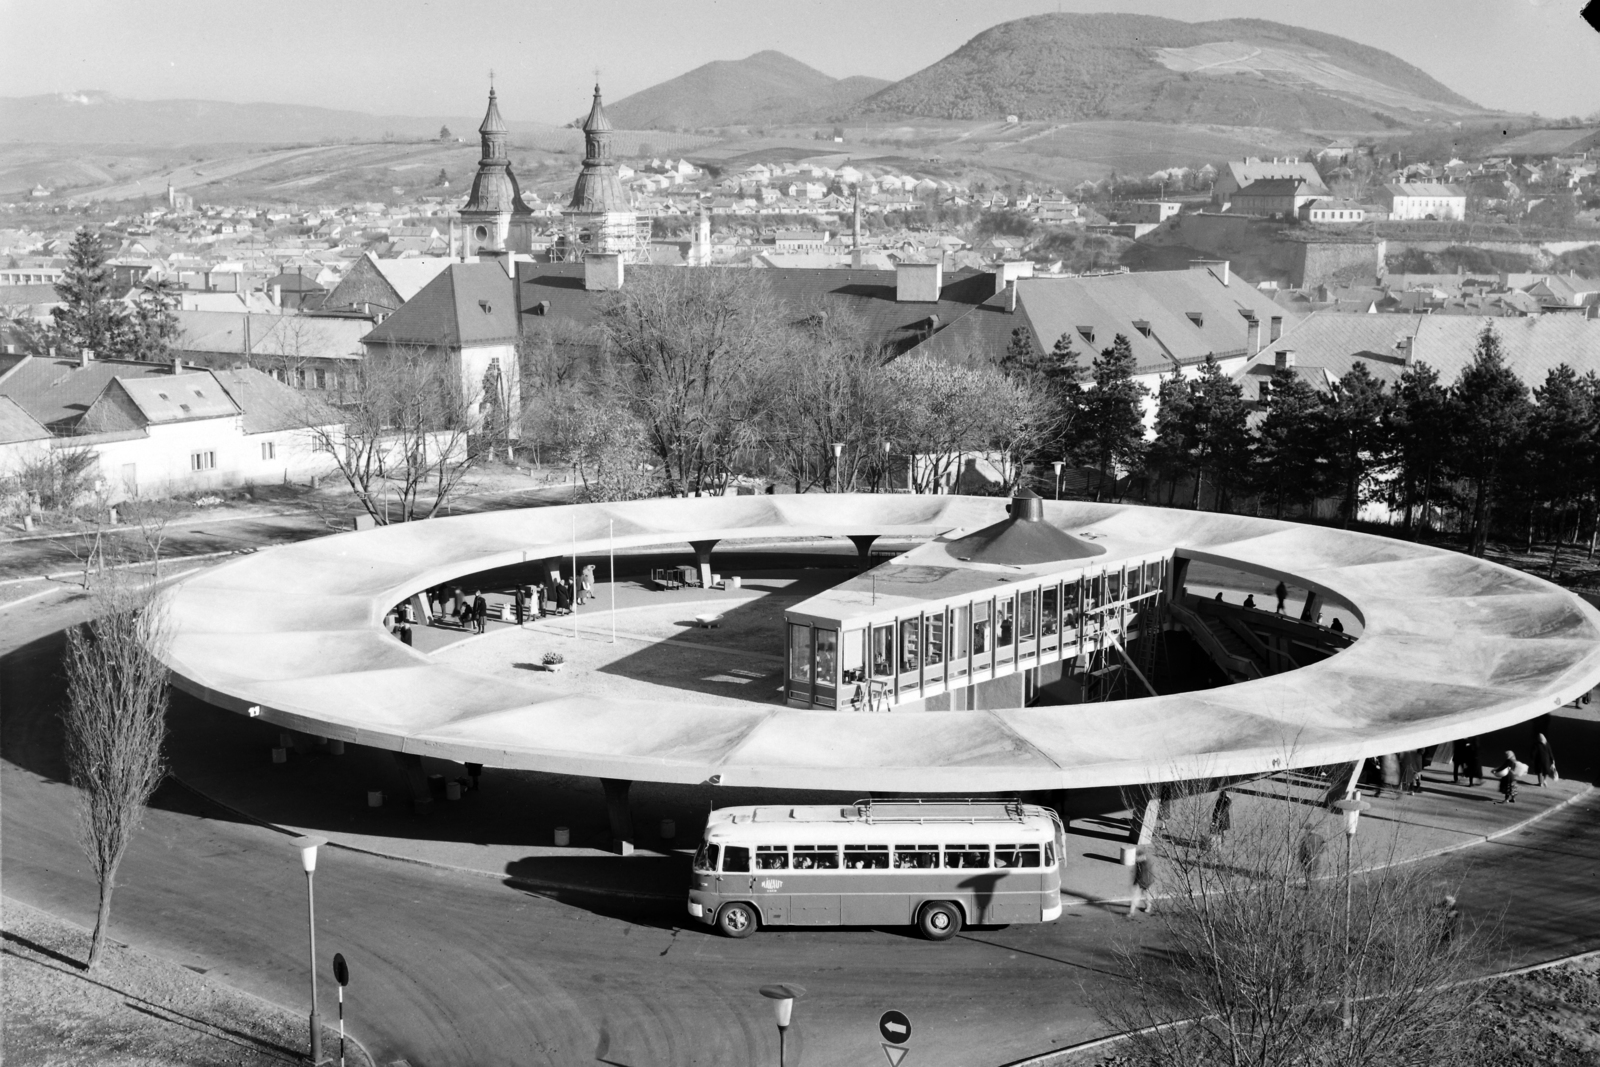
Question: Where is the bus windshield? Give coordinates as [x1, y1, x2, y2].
[693, 842, 719, 873]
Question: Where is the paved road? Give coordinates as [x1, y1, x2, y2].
[5, 588, 1600, 1066]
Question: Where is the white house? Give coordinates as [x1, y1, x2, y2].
[1381, 183, 1466, 221]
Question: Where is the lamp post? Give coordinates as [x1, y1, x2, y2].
[831, 442, 843, 494]
[882, 440, 892, 493]
[759, 984, 805, 1067]
[1052, 460, 1063, 500]
[291, 835, 329, 1064]
[1332, 797, 1370, 1031]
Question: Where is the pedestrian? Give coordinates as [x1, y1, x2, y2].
[1297, 828, 1326, 882]
[1127, 846, 1157, 918]
[1532, 733, 1557, 787]
[1399, 748, 1425, 796]
[472, 590, 488, 634]
[1243, 594, 1257, 610]
[514, 586, 526, 625]
[453, 598, 466, 629]
[1494, 750, 1524, 804]
[1207, 789, 1233, 850]
[581, 564, 595, 605]
[533, 580, 547, 618]
[1330, 617, 1345, 633]
[1438, 894, 1460, 946]
[1274, 580, 1287, 614]
[1214, 592, 1224, 602]
[430, 592, 444, 623]
[398, 621, 413, 647]
[1458, 737, 1482, 786]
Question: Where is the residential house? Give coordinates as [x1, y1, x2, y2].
[1229, 178, 1319, 218]
[1300, 199, 1366, 224]
[1214, 158, 1329, 202]
[1381, 183, 1467, 221]
[1127, 201, 1181, 224]
[172, 311, 367, 392]
[0, 395, 51, 477]
[315, 253, 455, 320]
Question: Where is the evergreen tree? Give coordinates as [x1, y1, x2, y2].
[1043, 331, 1086, 465]
[1527, 364, 1597, 572]
[1391, 362, 1452, 538]
[1320, 362, 1394, 528]
[1080, 334, 1148, 501]
[124, 278, 180, 362]
[52, 228, 125, 357]
[1451, 324, 1531, 557]
[1001, 326, 1040, 379]
[1189, 356, 1252, 511]
[1145, 372, 1196, 507]
[1253, 369, 1323, 520]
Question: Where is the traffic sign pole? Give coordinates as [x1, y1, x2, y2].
[331, 953, 350, 1067]
[878, 1009, 911, 1066]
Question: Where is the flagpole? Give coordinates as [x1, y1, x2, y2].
[571, 515, 578, 641]
[609, 519, 616, 645]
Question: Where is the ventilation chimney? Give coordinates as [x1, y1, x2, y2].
[272, 283, 282, 308]
[584, 252, 624, 291]
[1243, 312, 1260, 354]
[1396, 335, 1415, 365]
[895, 261, 942, 303]
[1269, 315, 1283, 342]
[79, 347, 93, 368]
[173, 357, 183, 375]
[1007, 280, 1019, 313]
[1190, 258, 1230, 286]
[1008, 489, 1044, 522]
[1274, 348, 1296, 371]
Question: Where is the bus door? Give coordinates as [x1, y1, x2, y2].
[718, 843, 756, 911]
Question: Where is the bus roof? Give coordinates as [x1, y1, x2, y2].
[703, 801, 1058, 844]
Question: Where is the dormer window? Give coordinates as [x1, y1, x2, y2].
[1186, 312, 1204, 327]
[193, 389, 204, 398]
[179, 403, 191, 413]
[1076, 326, 1095, 345]
[478, 300, 492, 313]
[1132, 319, 1151, 337]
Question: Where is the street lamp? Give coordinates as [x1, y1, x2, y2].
[1052, 460, 1064, 500]
[292, 835, 329, 1064]
[1332, 798, 1370, 1030]
[759, 984, 806, 1067]
[831, 442, 843, 494]
[882, 440, 892, 493]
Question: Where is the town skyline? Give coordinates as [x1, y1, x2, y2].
[3, 0, 1599, 124]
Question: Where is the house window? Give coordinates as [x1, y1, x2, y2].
[314, 369, 327, 389]
[190, 451, 216, 471]
[261, 441, 276, 461]
[295, 368, 307, 388]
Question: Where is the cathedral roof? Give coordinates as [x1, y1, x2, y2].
[567, 84, 628, 215]
[581, 84, 612, 133]
[479, 87, 508, 136]
[464, 163, 533, 216]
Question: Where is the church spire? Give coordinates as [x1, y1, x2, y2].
[478, 83, 508, 159]
[567, 82, 626, 213]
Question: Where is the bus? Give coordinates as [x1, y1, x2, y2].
[687, 798, 1064, 940]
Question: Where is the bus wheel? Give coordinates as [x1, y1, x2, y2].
[918, 901, 962, 941]
[717, 902, 758, 939]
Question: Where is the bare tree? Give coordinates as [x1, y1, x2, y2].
[530, 385, 653, 502]
[61, 574, 170, 970]
[1099, 775, 1489, 1067]
[883, 356, 1025, 493]
[302, 344, 482, 523]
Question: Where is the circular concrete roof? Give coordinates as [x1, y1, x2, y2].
[160, 496, 1600, 791]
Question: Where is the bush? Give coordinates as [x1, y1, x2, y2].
[541, 651, 565, 666]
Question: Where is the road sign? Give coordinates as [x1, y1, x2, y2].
[332, 952, 349, 987]
[878, 1010, 911, 1045]
[882, 1044, 909, 1067]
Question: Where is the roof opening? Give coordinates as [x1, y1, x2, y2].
[478, 300, 492, 313]
[157, 392, 169, 400]
[179, 403, 191, 412]
[1076, 326, 1095, 344]
[1186, 312, 1204, 327]
[1132, 319, 1151, 337]
[193, 389, 204, 397]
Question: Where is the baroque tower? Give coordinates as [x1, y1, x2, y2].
[454, 84, 538, 258]
[557, 84, 647, 263]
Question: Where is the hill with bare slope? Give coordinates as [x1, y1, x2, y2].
[601, 51, 888, 130]
[850, 13, 1488, 128]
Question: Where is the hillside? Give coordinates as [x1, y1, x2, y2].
[0, 90, 560, 144]
[601, 52, 887, 130]
[850, 13, 1487, 128]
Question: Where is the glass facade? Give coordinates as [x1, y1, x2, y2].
[787, 557, 1168, 710]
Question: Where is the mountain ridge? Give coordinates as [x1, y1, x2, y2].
[599, 51, 889, 130]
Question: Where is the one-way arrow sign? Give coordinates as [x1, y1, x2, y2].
[882, 1043, 909, 1067]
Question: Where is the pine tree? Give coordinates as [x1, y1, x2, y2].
[1253, 369, 1323, 520]
[1146, 372, 1196, 506]
[52, 228, 125, 358]
[124, 278, 180, 362]
[1392, 363, 1452, 538]
[1451, 324, 1531, 557]
[1320, 362, 1394, 528]
[1527, 364, 1597, 573]
[1189, 356, 1252, 511]
[1081, 334, 1148, 502]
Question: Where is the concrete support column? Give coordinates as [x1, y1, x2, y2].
[848, 535, 879, 570]
[1169, 556, 1190, 600]
[1320, 760, 1362, 808]
[689, 539, 719, 589]
[409, 592, 431, 625]
[1129, 790, 1164, 845]
[1299, 590, 1322, 624]
[600, 777, 635, 855]
[392, 751, 433, 814]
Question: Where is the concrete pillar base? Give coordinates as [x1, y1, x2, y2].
[689, 539, 719, 589]
[848, 535, 879, 570]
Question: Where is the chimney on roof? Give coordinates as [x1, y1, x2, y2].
[173, 357, 183, 375]
[1007, 280, 1018, 313]
[271, 283, 282, 308]
[896, 261, 942, 303]
[79, 348, 92, 368]
[584, 252, 624, 292]
[1269, 315, 1283, 342]
[1189, 258, 1229, 286]
[1396, 335, 1415, 365]
[1274, 348, 1296, 371]
[1244, 312, 1260, 355]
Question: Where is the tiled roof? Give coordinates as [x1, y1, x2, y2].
[1236, 311, 1600, 391]
[113, 373, 240, 424]
[1234, 178, 1310, 197]
[1385, 183, 1464, 198]
[175, 311, 366, 362]
[0, 355, 182, 432]
[910, 269, 1298, 377]
[0, 394, 49, 443]
[515, 262, 996, 357]
[212, 367, 341, 434]
[362, 262, 518, 348]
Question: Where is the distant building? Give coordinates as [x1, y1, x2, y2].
[1381, 183, 1466, 221]
[1229, 178, 1319, 218]
[1214, 158, 1328, 203]
[1300, 199, 1366, 224]
[553, 85, 650, 264]
[450, 86, 541, 258]
[1126, 201, 1180, 224]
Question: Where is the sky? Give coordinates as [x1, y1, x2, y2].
[2, 0, 1598, 123]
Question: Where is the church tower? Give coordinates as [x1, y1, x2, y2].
[454, 84, 537, 258]
[557, 84, 647, 263]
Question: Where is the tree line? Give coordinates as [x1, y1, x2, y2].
[11, 228, 181, 362]
[524, 270, 1600, 568]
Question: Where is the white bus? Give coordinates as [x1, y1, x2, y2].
[688, 798, 1065, 940]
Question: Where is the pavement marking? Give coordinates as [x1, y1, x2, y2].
[0, 585, 70, 613]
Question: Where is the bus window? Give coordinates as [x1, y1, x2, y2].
[694, 842, 720, 872]
[724, 845, 751, 873]
[994, 844, 1042, 868]
[793, 845, 838, 870]
[894, 845, 939, 869]
[1044, 842, 1056, 866]
[756, 845, 789, 870]
[844, 844, 890, 870]
[944, 844, 990, 869]
[872, 625, 894, 678]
